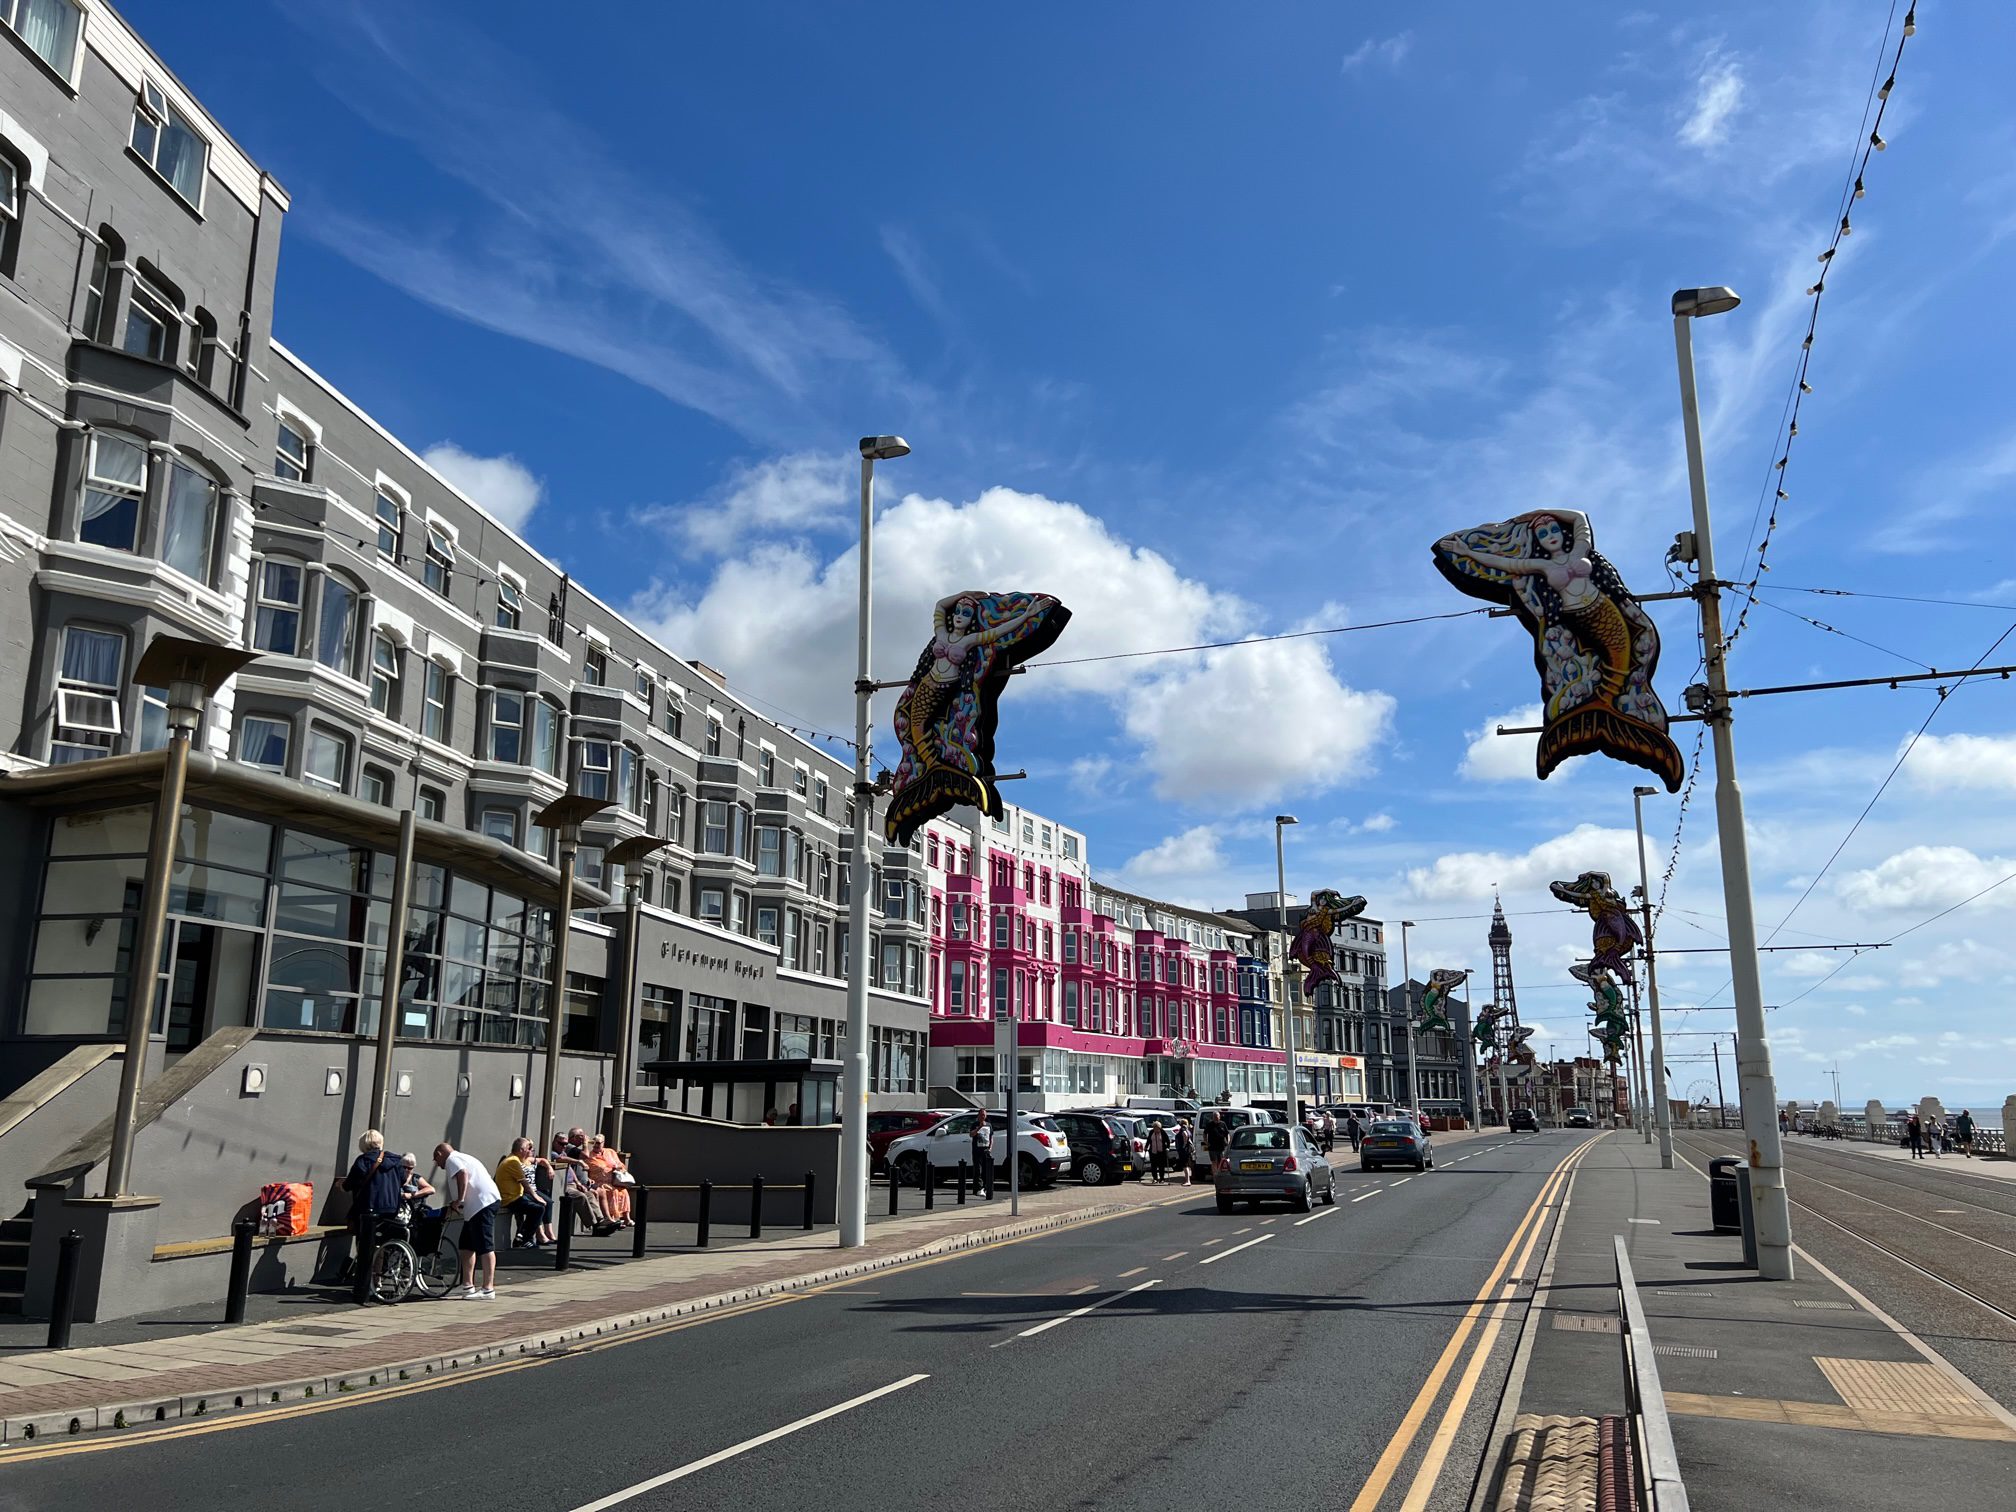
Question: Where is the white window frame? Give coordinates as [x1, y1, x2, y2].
[53, 627, 126, 762]
[3, 0, 84, 83]
[368, 633, 399, 715]
[122, 267, 178, 365]
[251, 557, 304, 656]
[489, 687, 526, 763]
[303, 725, 349, 792]
[239, 713, 291, 774]
[374, 478, 409, 561]
[274, 419, 311, 481]
[130, 78, 209, 210]
[423, 517, 456, 596]
[421, 660, 451, 743]
[578, 738, 612, 800]
[495, 566, 524, 630]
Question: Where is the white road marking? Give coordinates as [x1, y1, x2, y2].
[1067, 1283, 1099, 1295]
[1199, 1234, 1275, 1265]
[1162, 1251, 1187, 1262]
[1393, 1177, 1413, 1186]
[567, 1374, 929, 1509]
[1628, 1218, 1661, 1225]
[1234, 1226, 1253, 1234]
[1008, 1279, 1161, 1342]
[1293, 1207, 1338, 1227]
[1353, 1190, 1383, 1203]
[1117, 1266, 1147, 1278]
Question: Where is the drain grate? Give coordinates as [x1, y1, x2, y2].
[1552, 1313, 1621, 1334]
[1654, 1344, 1718, 1359]
[1793, 1300, 1857, 1311]
[1654, 1289, 1712, 1297]
[273, 1324, 355, 1337]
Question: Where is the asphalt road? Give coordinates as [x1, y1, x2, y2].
[0, 1131, 1595, 1512]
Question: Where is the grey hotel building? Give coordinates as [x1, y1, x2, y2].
[0, 1, 927, 1318]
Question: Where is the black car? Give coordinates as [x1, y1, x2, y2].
[1508, 1109, 1540, 1132]
[1050, 1112, 1139, 1185]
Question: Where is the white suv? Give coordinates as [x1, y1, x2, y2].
[883, 1110, 1069, 1190]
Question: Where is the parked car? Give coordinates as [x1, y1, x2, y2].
[1564, 1106, 1596, 1130]
[1214, 1123, 1336, 1213]
[883, 1111, 1069, 1189]
[1097, 1114, 1154, 1177]
[1507, 1108, 1540, 1133]
[1360, 1119, 1435, 1172]
[867, 1110, 955, 1173]
[1050, 1111, 1139, 1185]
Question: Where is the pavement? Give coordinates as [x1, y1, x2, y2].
[1489, 1131, 2016, 1511]
[0, 1122, 1574, 1510]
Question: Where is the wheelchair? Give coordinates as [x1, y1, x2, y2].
[366, 1207, 461, 1303]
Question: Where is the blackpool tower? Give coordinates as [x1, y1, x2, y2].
[1487, 894, 1527, 1113]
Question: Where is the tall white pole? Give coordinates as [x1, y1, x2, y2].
[1632, 788, 1675, 1168]
[1674, 307, 1792, 1279]
[1275, 821, 1298, 1133]
[840, 456, 876, 1247]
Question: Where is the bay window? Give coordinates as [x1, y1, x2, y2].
[530, 697, 558, 774]
[304, 727, 348, 792]
[50, 626, 124, 764]
[252, 559, 303, 655]
[489, 689, 525, 763]
[577, 740, 611, 800]
[700, 801, 729, 855]
[315, 576, 358, 675]
[80, 433, 145, 553]
[239, 714, 290, 773]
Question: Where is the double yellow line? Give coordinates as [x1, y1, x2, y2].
[1346, 1136, 1601, 1512]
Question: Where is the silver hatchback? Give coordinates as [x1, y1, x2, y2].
[1214, 1124, 1336, 1213]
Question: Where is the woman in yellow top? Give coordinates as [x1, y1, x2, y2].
[584, 1134, 633, 1227]
[496, 1136, 555, 1247]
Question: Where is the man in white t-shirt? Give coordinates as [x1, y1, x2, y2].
[433, 1141, 502, 1299]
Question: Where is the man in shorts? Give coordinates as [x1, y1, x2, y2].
[434, 1140, 502, 1299]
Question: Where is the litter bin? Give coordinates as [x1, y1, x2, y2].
[1708, 1157, 1745, 1233]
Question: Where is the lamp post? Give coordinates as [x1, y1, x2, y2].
[1397, 920, 1421, 1117]
[841, 435, 910, 1249]
[1673, 285, 1791, 1278]
[1273, 814, 1299, 1131]
[533, 792, 612, 1146]
[604, 833, 668, 1153]
[1632, 785, 1676, 1168]
[103, 636, 256, 1199]
[368, 807, 417, 1134]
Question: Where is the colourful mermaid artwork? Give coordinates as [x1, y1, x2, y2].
[884, 589, 1070, 847]
[1551, 870, 1643, 986]
[1432, 509, 1684, 791]
[1472, 1002, 1507, 1054]
[1418, 968, 1469, 1035]
[1572, 960, 1633, 1064]
[1288, 889, 1368, 997]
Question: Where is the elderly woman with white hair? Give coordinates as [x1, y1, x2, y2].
[341, 1129, 405, 1279]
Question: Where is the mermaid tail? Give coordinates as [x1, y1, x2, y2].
[1540, 596, 1685, 790]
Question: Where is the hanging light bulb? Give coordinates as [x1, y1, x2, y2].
[1871, 130, 1888, 151]
[1903, 6, 1916, 35]
[1800, 379, 1813, 394]
[1818, 247, 1835, 263]
[1853, 175, 1866, 199]
[1777, 489, 1789, 501]
[1789, 420, 1799, 437]
[1841, 214, 1853, 236]
[1775, 456, 1789, 471]
[1806, 280, 1825, 296]
[1878, 74, 1895, 100]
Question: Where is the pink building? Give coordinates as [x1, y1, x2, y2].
[916, 801, 1289, 1109]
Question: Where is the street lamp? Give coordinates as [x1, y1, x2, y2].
[1631, 785, 1675, 1169]
[841, 434, 909, 1249]
[102, 637, 258, 1198]
[1672, 284, 1792, 1279]
[605, 833, 669, 1153]
[1397, 920, 1421, 1118]
[533, 791, 613, 1144]
[1273, 815, 1300, 1129]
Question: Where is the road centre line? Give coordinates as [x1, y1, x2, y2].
[1203, 1237, 1223, 1246]
[1006, 1279, 1162, 1343]
[1162, 1251, 1187, 1261]
[1066, 1283, 1099, 1296]
[1353, 1190, 1383, 1203]
[1393, 1177, 1413, 1186]
[1293, 1207, 1338, 1227]
[566, 1373, 930, 1511]
[1117, 1266, 1147, 1278]
[1234, 1226, 1253, 1234]
[1345, 1137, 1603, 1512]
[1198, 1234, 1274, 1266]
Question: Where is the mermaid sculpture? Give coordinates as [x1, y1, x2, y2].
[1551, 870, 1643, 986]
[1288, 889, 1368, 997]
[1418, 968, 1469, 1035]
[884, 589, 1070, 846]
[1472, 1002, 1506, 1055]
[1572, 960, 1633, 1064]
[1433, 509, 1683, 791]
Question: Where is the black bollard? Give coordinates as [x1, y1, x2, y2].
[958, 1160, 968, 1205]
[889, 1169, 900, 1216]
[352, 1218, 375, 1305]
[225, 1218, 255, 1325]
[631, 1186, 649, 1260]
[924, 1159, 935, 1210]
[697, 1180, 712, 1248]
[46, 1230, 81, 1350]
[554, 1205, 573, 1272]
[802, 1171, 816, 1232]
[750, 1175, 764, 1240]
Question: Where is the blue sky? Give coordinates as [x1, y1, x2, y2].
[134, 2, 2016, 1108]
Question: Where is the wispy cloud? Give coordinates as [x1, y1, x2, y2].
[1341, 33, 1414, 74]
[880, 225, 954, 331]
[634, 451, 853, 556]
[1679, 55, 1745, 148]
[420, 444, 545, 533]
[282, 4, 905, 442]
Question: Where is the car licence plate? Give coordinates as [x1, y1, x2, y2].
[1373, 1140, 1400, 1148]
[1239, 1159, 1272, 1172]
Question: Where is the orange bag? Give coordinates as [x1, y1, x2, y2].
[257, 1180, 312, 1237]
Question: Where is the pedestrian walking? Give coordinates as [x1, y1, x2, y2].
[1203, 1113, 1228, 1171]
[1956, 1109, 1976, 1158]
[1347, 1113, 1362, 1152]
[971, 1111, 996, 1200]
[1907, 1113, 1925, 1159]
[1319, 1109, 1336, 1155]
[434, 1140, 502, 1299]
[1146, 1120, 1170, 1184]
[1175, 1121, 1196, 1186]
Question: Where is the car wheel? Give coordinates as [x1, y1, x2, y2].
[1415, 1156, 1427, 1172]
[1324, 1180, 1339, 1206]
[893, 1153, 927, 1188]
[1216, 1195, 1234, 1213]
[1293, 1183, 1313, 1214]
[1018, 1154, 1041, 1190]
[1077, 1157, 1105, 1186]
[1361, 1161, 1373, 1172]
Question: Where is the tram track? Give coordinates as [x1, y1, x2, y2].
[1776, 1137, 2016, 1215]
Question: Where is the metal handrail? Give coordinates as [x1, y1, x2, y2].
[1615, 1234, 1690, 1511]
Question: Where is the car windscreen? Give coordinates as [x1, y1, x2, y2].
[1229, 1127, 1291, 1150]
[1369, 1121, 1415, 1136]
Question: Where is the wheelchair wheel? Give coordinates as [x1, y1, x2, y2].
[370, 1238, 419, 1303]
[413, 1230, 462, 1297]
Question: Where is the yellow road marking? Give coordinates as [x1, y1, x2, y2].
[1345, 1138, 1600, 1512]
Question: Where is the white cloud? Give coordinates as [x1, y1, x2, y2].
[1678, 55, 1744, 148]
[1835, 845, 2016, 911]
[1361, 812, 1398, 833]
[630, 483, 1394, 811]
[879, 225, 953, 329]
[1341, 33, 1413, 73]
[637, 451, 850, 556]
[1405, 823, 1643, 902]
[1843, 1004, 1868, 1016]
[1121, 826, 1226, 885]
[420, 443, 544, 532]
[1904, 732, 2016, 792]
[1460, 705, 1590, 783]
